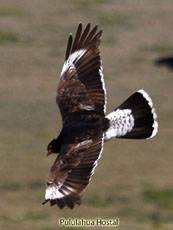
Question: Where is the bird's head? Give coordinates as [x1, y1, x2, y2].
[47, 139, 60, 156]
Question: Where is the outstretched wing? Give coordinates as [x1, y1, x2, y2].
[56, 23, 106, 121]
[43, 133, 104, 209]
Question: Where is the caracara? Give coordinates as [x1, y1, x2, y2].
[42, 23, 158, 209]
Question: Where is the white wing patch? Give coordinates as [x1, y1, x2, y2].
[45, 185, 77, 200]
[61, 49, 86, 76]
[45, 185, 64, 200]
[105, 109, 134, 140]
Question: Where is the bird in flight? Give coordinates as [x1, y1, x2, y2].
[42, 23, 158, 209]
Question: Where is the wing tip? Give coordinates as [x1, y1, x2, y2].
[78, 21, 82, 28]
[42, 197, 82, 209]
[65, 23, 102, 60]
[42, 199, 49, 205]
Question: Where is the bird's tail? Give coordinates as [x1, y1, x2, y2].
[104, 90, 158, 140]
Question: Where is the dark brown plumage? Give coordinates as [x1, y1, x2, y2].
[43, 23, 107, 209]
[43, 23, 158, 210]
[57, 23, 105, 120]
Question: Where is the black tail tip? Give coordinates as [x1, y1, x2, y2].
[137, 89, 158, 139]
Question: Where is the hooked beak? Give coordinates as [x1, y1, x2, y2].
[46, 149, 52, 157]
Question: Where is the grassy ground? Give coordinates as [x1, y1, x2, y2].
[0, 0, 173, 229]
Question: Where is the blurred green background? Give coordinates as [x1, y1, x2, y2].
[0, 0, 173, 229]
